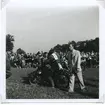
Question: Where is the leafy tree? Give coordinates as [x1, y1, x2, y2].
[16, 48, 26, 55]
[50, 37, 99, 53]
[61, 44, 69, 52]
[76, 37, 99, 52]
[71, 40, 76, 47]
[94, 37, 99, 52]
[6, 34, 14, 52]
[53, 44, 62, 51]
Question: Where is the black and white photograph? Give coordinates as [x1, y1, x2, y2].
[1, 0, 102, 101]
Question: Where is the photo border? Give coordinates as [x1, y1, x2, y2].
[0, 0, 105, 103]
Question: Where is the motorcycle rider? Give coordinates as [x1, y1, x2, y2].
[46, 48, 64, 88]
[48, 49, 63, 71]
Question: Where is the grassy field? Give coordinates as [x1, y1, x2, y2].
[6, 68, 99, 99]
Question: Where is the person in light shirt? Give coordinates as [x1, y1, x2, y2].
[66, 42, 86, 93]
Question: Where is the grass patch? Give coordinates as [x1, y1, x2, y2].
[6, 68, 99, 99]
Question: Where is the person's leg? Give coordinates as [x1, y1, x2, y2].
[76, 71, 85, 90]
[48, 76, 55, 88]
[68, 74, 75, 92]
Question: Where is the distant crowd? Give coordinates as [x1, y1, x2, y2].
[7, 50, 99, 69]
[80, 51, 99, 69]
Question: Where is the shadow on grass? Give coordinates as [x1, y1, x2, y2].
[84, 79, 99, 87]
[85, 82, 99, 87]
[75, 79, 99, 88]
[21, 76, 54, 88]
[74, 79, 99, 98]
[21, 77, 31, 85]
[75, 88, 99, 98]
[87, 78, 99, 82]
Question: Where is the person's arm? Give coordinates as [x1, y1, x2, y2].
[52, 53, 63, 70]
[76, 51, 82, 71]
[57, 62, 63, 70]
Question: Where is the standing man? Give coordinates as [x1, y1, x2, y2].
[67, 42, 86, 93]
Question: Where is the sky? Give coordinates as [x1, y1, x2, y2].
[6, 0, 99, 53]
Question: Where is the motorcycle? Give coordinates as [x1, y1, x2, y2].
[27, 64, 71, 89]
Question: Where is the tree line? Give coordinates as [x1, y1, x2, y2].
[52, 38, 99, 53]
[6, 34, 99, 54]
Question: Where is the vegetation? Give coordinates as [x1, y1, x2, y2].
[6, 34, 14, 52]
[52, 37, 99, 53]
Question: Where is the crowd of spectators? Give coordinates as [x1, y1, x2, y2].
[7, 50, 99, 69]
[81, 51, 99, 69]
[7, 51, 47, 68]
